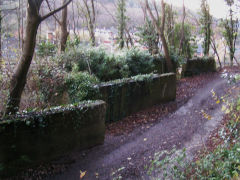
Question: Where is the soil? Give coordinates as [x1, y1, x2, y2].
[10, 67, 240, 180]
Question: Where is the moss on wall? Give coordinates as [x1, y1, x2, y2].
[97, 73, 176, 123]
[0, 100, 106, 177]
[182, 57, 216, 77]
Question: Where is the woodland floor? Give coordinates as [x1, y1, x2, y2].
[8, 67, 240, 180]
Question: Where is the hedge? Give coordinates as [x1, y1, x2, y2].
[0, 100, 106, 177]
[182, 57, 216, 77]
[97, 73, 176, 123]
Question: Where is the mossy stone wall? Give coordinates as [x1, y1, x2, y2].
[0, 101, 106, 176]
[153, 58, 178, 74]
[182, 57, 216, 77]
[98, 73, 176, 123]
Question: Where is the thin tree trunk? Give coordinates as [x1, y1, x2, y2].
[5, 10, 41, 114]
[223, 43, 227, 66]
[145, 0, 173, 72]
[21, 0, 24, 50]
[59, 2, 69, 52]
[72, 1, 77, 36]
[234, 56, 240, 66]
[0, 9, 2, 61]
[18, 0, 21, 48]
[179, 0, 185, 55]
[5, 0, 73, 115]
[83, 0, 96, 46]
[211, 38, 222, 69]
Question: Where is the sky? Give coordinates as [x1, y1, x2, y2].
[165, 0, 231, 19]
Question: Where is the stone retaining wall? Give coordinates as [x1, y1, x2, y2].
[98, 73, 176, 123]
[0, 101, 106, 176]
[182, 57, 216, 77]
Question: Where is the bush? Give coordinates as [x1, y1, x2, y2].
[123, 48, 155, 76]
[65, 72, 100, 103]
[36, 41, 57, 57]
[58, 46, 158, 81]
[35, 58, 66, 107]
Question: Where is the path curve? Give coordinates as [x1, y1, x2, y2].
[48, 74, 236, 180]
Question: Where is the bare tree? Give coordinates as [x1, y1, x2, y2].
[116, 0, 127, 49]
[179, 0, 186, 55]
[222, 0, 239, 66]
[0, 8, 2, 61]
[200, 0, 212, 56]
[211, 36, 222, 69]
[100, 1, 134, 49]
[5, 0, 73, 115]
[165, 4, 175, 49]
[144, 0, 173, 72]
[46, 0, 69, 52]
[83, 0, 96, 46]
[0, 1, 18, 62]
[59, 2, 69, 51]
[71, 1, 77, 36]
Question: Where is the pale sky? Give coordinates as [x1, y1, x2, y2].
[165, 0, 233, 19]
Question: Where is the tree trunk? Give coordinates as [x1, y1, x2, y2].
[145, 0, 173, 72]
[0, 9, 2, 61]
[211, 38, 221, 69]
[21, 0, 24, 50]
[59, 3, 69, 52]
[17, 0, 21, 48]
[224, 44, 226, 66]
[160, 0, 173, 72]
[179, 0, 185, 55]
[5, 9, 41, 114]
[83, 0, 96, 46]
[89, 23, 95, 46]
[72, 1, 77, 36]
[159, 33, 173, 72]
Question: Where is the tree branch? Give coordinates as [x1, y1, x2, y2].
[45, 0, 62, 25]
[41, 0, 73, 22]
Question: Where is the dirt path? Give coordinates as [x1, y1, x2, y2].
[46, 72, 239, 180]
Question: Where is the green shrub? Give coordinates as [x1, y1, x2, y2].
[123, 48, 155, 76]
[58, 46, 130, 81]
[147, 96, 240, 180]
[58, 46, 181, 81]
[36, 41, 57, 57]
[35, 58, 66, 106]
[65, 72, 100, 103]
[66, 36, 81, 50]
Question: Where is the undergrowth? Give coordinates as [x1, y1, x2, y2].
[147, 79, 240, 179]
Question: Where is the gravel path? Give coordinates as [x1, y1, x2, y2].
[46, 71, 238, 180]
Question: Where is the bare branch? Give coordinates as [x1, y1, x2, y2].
[99, 2, 117, 22]
[45, 0, 62, 25]
[41, 0, 73, 22]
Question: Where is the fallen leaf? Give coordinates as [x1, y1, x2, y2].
[80, 170, 86, 179]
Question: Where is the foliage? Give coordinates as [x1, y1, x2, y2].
[35, 57, 66, 107]
[170, 23, 197, 58]
[170, 53, 186, 66]
[147, 94, 240, 179]
[36, 41, 57, 57]
[137, 18, 159, 55]
[116, 0, 127, 49]
[165, 3, 176, 50]
[124, 48, 155, 76]
[220, 0, 239, 66]
[66, 36, 81, 50]
[58, 46, 159, 81]
[199, 0, 212, 56]
[65, 71, 100, 103]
